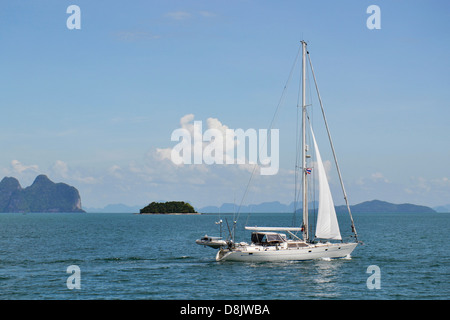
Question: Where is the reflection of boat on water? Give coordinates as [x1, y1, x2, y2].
[197, 41, 360, 262]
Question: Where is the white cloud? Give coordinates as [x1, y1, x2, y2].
[108, 165, 122, 176]
[403, 176, 450, 204]
[155, 148, 172, 162]
[1, 150, 285, 209]
[116, 31, 160, 42]
[50, 160, 98, 185]
[180, 113, 195, 125]
[165, 11, 192, 20]
[165, 10, 217, 21]
[73, 175, 98, 185]
[11, 160, 39, 174]
[198, 11, 216, 18]
[346, 171, 450, 207]
[371, 172, 390, 183]
[159, 114, 256, 167]
[431, 176, 450, 187]
[1, 160, 41, 186]
[355, 172, 390, 186]
[52, 160, 69, 178]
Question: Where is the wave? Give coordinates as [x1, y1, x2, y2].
[94, 256, 155, 262]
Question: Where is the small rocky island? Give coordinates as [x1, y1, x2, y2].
[139, 201, 198, 214]
[0, 175, 85, 213]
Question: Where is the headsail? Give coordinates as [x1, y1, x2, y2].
[310, 126, 342, 240]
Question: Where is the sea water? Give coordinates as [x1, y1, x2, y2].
[0, 211, 448, 300]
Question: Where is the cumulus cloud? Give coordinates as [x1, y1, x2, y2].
[180, 113, 194, 125]
[157, 114, 261, 170]
[50, 160, 98, 185]
[155, 148, 172, 162]
[11, 160, 39, 174]
[371, 172, 390, 183]
[403, 176, 450, 202]
[346, 171, 450, 207]
[1, 160, 41, 186]
[52, 160, 69, 178]
[356, 171, 391, 186]
[74, 113, 285, 207]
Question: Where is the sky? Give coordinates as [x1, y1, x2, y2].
[0, 0, 449, 209]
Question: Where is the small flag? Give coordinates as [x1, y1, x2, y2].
[306, 168, 312, 174]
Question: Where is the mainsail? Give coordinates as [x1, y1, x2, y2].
[310, 126, 342, 240]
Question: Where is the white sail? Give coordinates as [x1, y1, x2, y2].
[310, 127, 342, 240]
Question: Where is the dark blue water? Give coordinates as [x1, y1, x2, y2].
[0, 212, 448, 299]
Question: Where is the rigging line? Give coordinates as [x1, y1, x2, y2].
[293, 45, 314, 228]
[293, 59, 303, 227]
[293, 49, 313, 231]
[306, 51, 359, 242]
[292, 107, 314, 236]
[292, 105, 300, 227]
[305, 112, 317, 241]
[238, 46, 303, 227]
[305, 57, 316, 238]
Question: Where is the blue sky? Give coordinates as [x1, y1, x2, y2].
[0, 1, 449, 209]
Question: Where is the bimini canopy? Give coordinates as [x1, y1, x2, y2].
[251, 232, 287, 245]
[245, 227, 302, 232]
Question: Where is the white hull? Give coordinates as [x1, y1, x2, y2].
[216, 242, 357, 262]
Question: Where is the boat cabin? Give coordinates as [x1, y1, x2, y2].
[251, 232, 286, 246]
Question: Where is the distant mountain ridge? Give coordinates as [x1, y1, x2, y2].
[197, 199, 436, 214]
[334, 200, 436, 214]
[433, 204, 450, 213]
[0, 175, 85, 213]
[86, 200, 440, 214]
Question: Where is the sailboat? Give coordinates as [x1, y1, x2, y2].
[197, 41, 359, 262]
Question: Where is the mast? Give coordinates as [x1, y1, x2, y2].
[301, 40, 309, 242]
[306, 51, 359, 243]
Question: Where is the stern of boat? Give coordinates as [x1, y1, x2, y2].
[215, 249, 232, 261]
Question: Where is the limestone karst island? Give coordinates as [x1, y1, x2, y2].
[0, 175, 85, 213]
